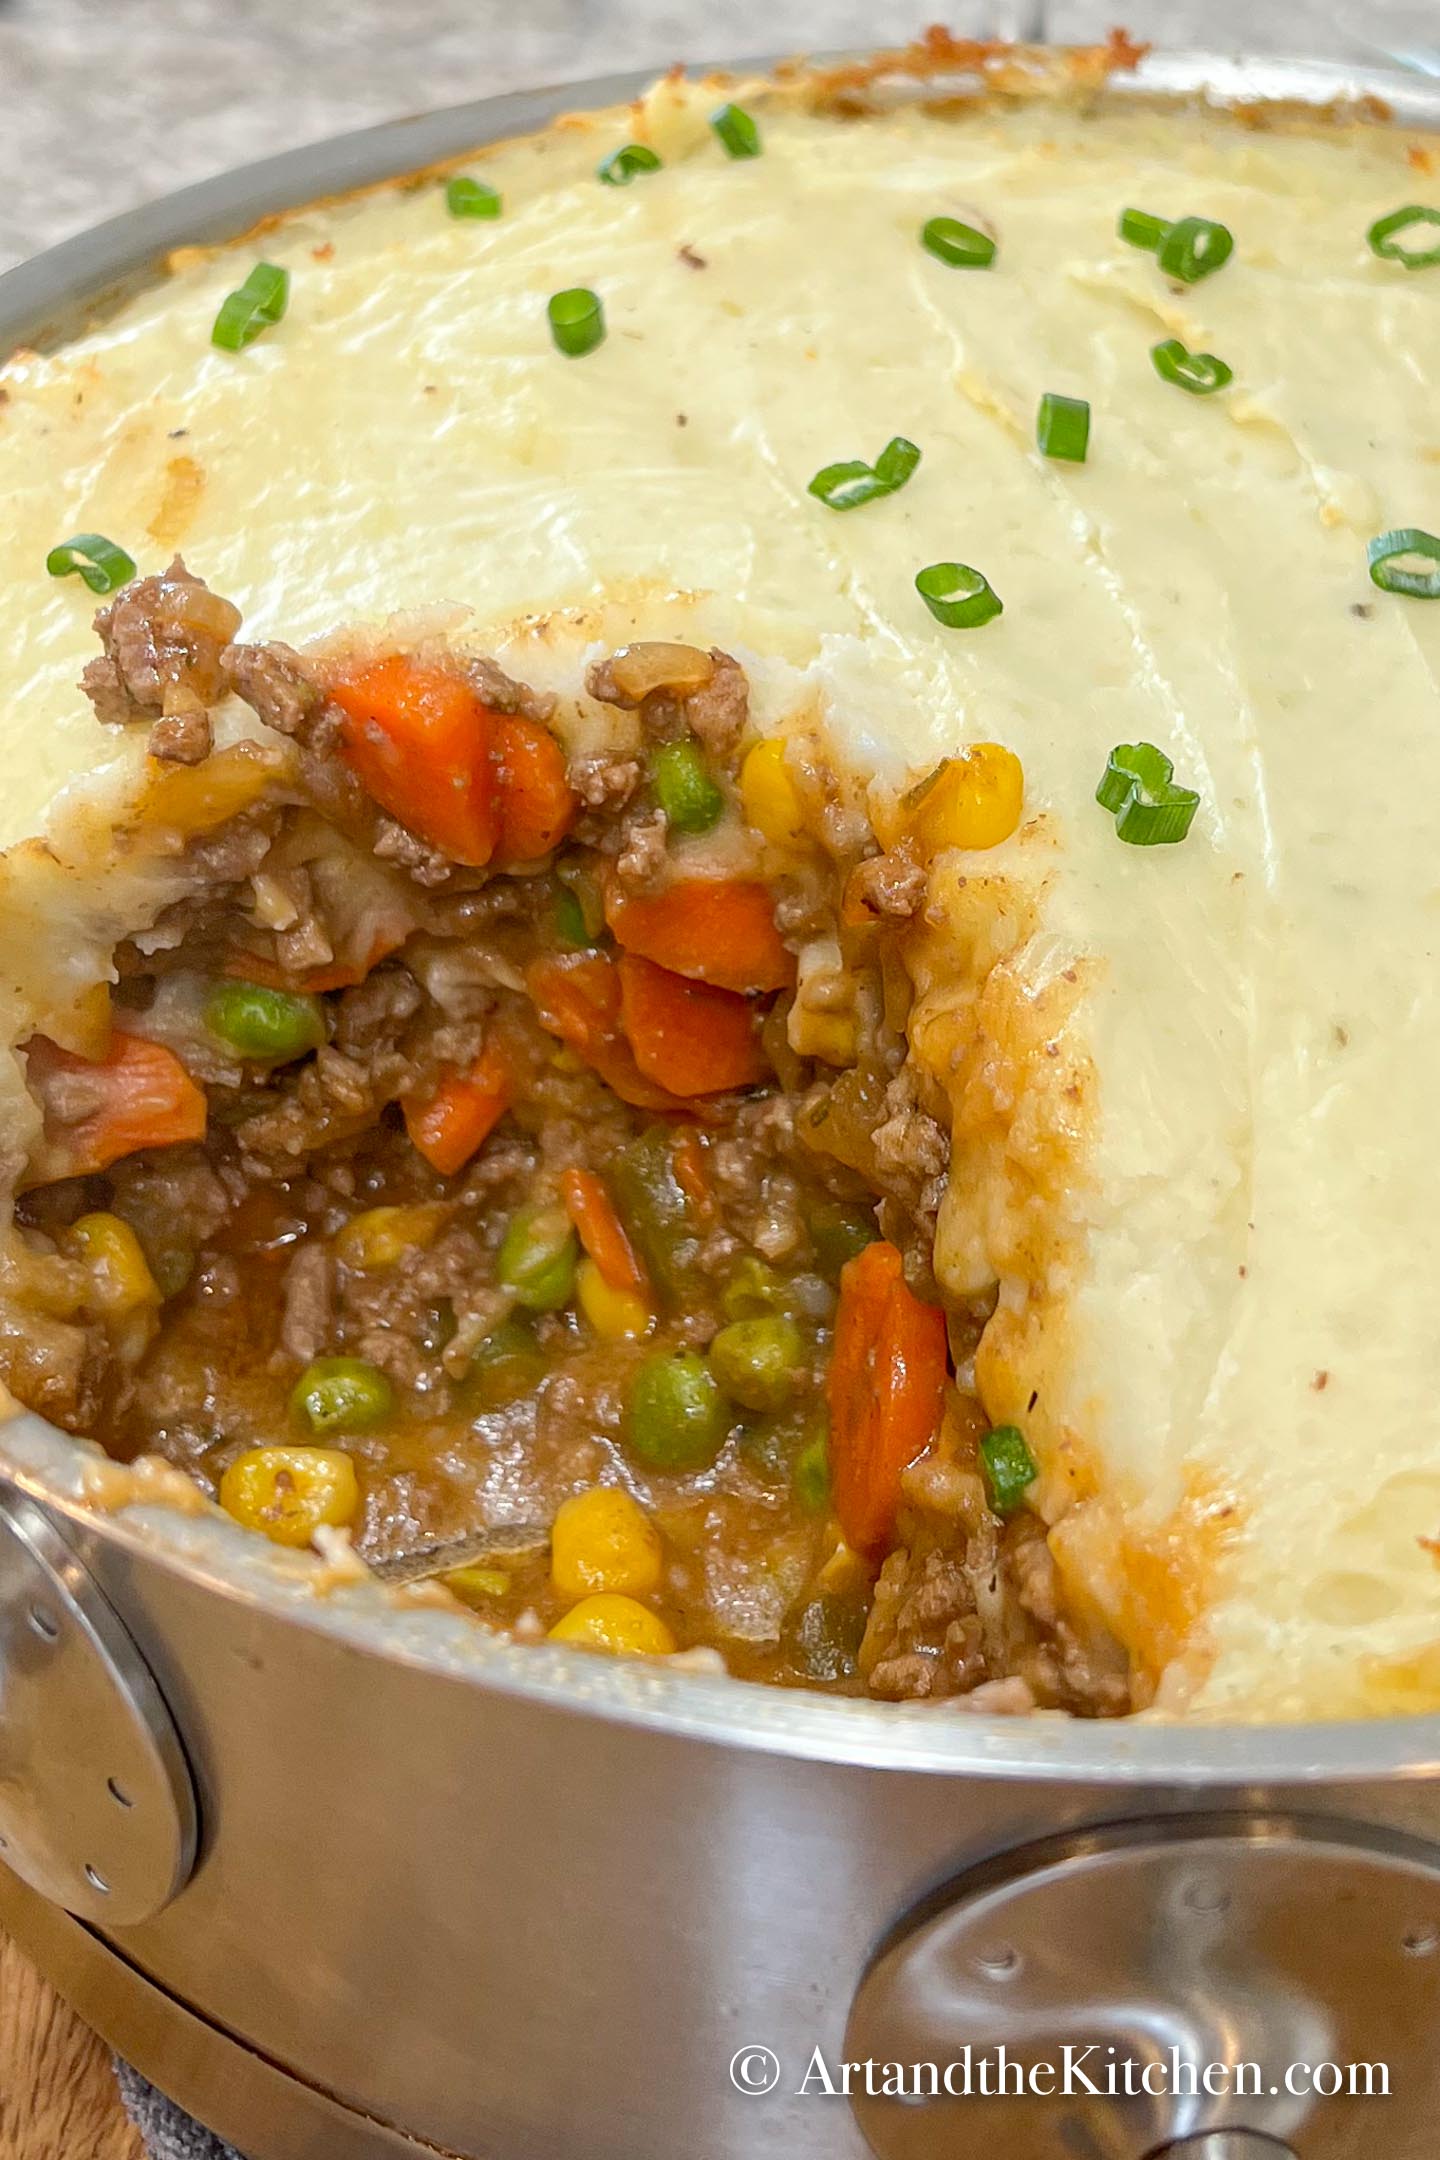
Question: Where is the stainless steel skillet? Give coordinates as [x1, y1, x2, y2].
[2, 47, 1440, 2160]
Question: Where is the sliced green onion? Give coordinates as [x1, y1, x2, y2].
[1119, 206, 1170, 251]
[598, 143, 663, 187]
[1367, 527, 1440, 599]
[210, 262, 290, 352]
[808, 434, 921, 511]
[1367, 204, 1440, 269]
[921, 215, 996, 269]
[1036, 393, 1090, 463]
[873, 436, 920, 488]
[1150, 337, 1232, 396]
[915, 561, 1003, 630]
[446, 175, 501, 219]
[548, 287, 605, 358]
[45, 533, 135, 595]
[1156, 214, 1233, 284]
[710, 103, 761, 159]
[980, 1424, 1037, 1515]
[1096, 741, 1200, 847]
[807, 460, 885, 511]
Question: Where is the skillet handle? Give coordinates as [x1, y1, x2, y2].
[0, 1488, 197, 1926]
[846, 1812, 1440, 2158]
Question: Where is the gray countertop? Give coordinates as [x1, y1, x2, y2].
[0, 0, 1434, 271]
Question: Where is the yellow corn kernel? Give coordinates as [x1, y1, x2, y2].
[552, 1486, 664, 1601]
[741, 737, 807, 850]
[219, 1446, 359, 1548]
[65, 1213, 159, 1316]
[548, 1592, 676, 1657]
[445, 1565, 511, 1602]
[906, 743, 1024, 855]
[576, 1256, 651, 1342]
[335, 1203, 447, 1272]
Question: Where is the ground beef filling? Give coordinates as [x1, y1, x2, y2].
[6, 579, 1125, 1712]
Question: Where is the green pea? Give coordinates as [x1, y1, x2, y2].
[649, 738, 724, 835]
[292, 1356, 394, 1435]
[783, 1592, 867, 1682]
[497, 1206, 578, 1311]
[721, 1255, 790, 1322]
[708, 1316, 806, 1413]
[792, 1424, 831, 1513]
[627, 1351, 728, 1472]
[810, 1199, 878, 1280]
[205, 978, 326, 1065]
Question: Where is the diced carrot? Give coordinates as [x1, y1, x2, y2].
[527, 954, 687, 1114]
[827, 1240, 949, 1558]
[605, 878, 794, 994]
[671, 1129, 713, 1217]
[329, 657, 499, 867]
[493, 716, 577, 864]
[616, 952, 771, 1098]
[528, 952, 623, 1062]
[560, 1167, 647, 1292]
[403, 1044, 512, 1177]
[27, 1031, 207, 1181]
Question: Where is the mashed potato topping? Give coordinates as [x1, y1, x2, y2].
[1, 59, 1438, 1715]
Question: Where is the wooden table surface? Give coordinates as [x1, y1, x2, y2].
[0, 1929, 142, 2160]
